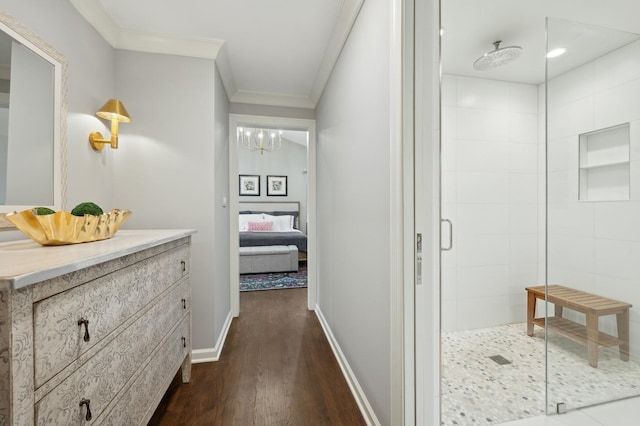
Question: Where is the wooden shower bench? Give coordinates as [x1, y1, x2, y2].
[526, 285, 632, 368]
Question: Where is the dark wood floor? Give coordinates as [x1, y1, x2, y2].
[148, 288, 366, 425]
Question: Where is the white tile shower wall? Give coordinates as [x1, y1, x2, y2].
[546, 38, 640, 360]
[441, 75, 539, 332]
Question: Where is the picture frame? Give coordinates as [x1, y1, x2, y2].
[239, 175, 260, 196]
[266, 175, 288, 196]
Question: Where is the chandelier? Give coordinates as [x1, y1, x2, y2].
[238, 127, 283, 155]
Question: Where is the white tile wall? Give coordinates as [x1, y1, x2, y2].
[547, 104, 573, 139]
[457, 265, 510, 298]
[568, 96, 594, 136]
[546, 38, 640, 362]
[457, 295, 511, 329]
[511, 174, 539, 203]
[457, 234, 510, 267]
[594, 40, 640, 92]
[547, 62, 594, 106]
[510, 83, 539, 114]
[457, 108, 509, 141]
[509, 235, 538, 265]
[546, 137, 571, 173]
[444, 39, 640, 355]
[509, 113, 539, 143]
[457, 76, 509, 111]
[441, 106, 457, 140]
[441, 74, 457, 107]
[630, 119, 640, 161]
[510, 204, 538, 234]
[547, 171, 570, 205]
[594, 201, 640, 241]
[594, 79, 640, 129]
[457, 203, 509, 236]
[457, 140, 509, 172]
[509, 264, 539, 293]
[547, 203, 594, 238]
[458, 171, 510, 203]
[510, 143, 539, 173]
[441, 75, 539, 331]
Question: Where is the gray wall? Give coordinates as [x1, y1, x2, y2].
[315, 0, 391, 423]
[1, 1, 232, 353]
[2, 0, 116, 209]
[213, 69, 231, 344]
[0, 0, 116, 240]
[239, 138, 307, 233]
[0, 107, 7, 204]
[113, 49, 229, 351]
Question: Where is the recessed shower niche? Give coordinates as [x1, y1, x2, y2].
[579, 123, 630, 201]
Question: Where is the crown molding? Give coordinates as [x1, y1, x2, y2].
[214, 44, 237, 100]
[69, 0, 364, 109]
[309, 0, 365, 106]
[230, 90, 315, 109]
[117, 29, 224, 60]
[68, 0, 120, 46]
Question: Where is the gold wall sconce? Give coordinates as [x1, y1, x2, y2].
[89, 99, 132, 150]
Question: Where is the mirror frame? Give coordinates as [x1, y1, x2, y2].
[0, 9, 67, 229]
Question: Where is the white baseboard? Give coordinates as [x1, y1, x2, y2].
[192, 310, 233, 364]
[315, 307, 381, 426]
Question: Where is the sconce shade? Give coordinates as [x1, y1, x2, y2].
[95, 99, 131, 123]
[89, 98, 132, 151]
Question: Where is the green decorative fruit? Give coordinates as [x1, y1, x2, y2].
[33, 207, 56, 215]
[71, 202, 104, 216]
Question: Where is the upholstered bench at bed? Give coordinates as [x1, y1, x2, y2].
[239, 245, 298, 274]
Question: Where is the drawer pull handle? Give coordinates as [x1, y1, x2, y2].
[78, 318, 90, 342]
[79, 398, 92, 421]
[181, 298, 187, 309]
[181, 336, 186, 348]
[181, 260, 186, 272]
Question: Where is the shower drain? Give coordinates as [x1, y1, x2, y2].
[489, 355, 512, 365]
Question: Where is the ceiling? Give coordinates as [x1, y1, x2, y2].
[69, 0, 640, 105]
[443, 0, 640, 85]
[69, 0, 363, 109]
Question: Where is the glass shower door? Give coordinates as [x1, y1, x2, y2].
[545, 17, 640, 413]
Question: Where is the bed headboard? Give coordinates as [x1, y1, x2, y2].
[239, 201, 301, 229]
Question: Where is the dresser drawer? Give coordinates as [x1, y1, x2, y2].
[34, 279, 190, 425]
[33, 243, 189, 388]
[98, 316, 190, 426]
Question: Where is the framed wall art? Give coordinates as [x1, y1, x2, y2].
[266, 175, 287, 196]
[239, 175, 260, 196]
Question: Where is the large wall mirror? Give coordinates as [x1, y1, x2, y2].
[0, 9, 67, 228]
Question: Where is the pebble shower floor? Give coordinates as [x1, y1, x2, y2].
[441, 323, 640, 425]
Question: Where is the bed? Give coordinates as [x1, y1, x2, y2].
[238, 201, 307, 274]
[239, 201, 307, 253]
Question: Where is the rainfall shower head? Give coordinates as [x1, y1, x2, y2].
[473, 40, 523, 71]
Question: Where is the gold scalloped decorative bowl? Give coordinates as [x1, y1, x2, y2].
[5, 209, 132, 246]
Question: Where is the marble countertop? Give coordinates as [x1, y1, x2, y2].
[0, 229, 196, 290]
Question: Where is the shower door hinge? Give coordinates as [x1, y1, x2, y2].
[416, 233, 422, 286]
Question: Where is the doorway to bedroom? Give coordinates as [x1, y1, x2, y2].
[229, 114, 317, 316]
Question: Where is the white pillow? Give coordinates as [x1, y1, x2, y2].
[272, 215, 294, 231]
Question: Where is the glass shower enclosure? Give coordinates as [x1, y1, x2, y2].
[545, 17, 640, 413]
[439, 9, 640, 425]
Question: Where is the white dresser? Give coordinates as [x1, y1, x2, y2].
[0, 229, 195, 425]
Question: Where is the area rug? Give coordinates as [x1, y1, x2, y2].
[239, 265, 307, 291]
